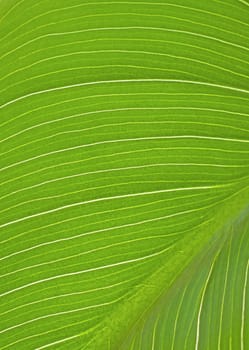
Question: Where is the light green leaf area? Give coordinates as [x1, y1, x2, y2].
[0, 0, 248, 349]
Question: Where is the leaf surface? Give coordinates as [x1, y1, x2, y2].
[0, 1, 248, 349]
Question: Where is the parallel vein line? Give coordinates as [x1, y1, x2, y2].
[0, 186, 214, 229]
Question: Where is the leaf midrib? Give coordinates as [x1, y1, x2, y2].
[86, 183, 249, 349]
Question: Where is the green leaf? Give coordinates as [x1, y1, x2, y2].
[0, 1, 248, 349]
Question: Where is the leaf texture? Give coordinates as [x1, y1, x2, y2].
[0, 0, 248, 349]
